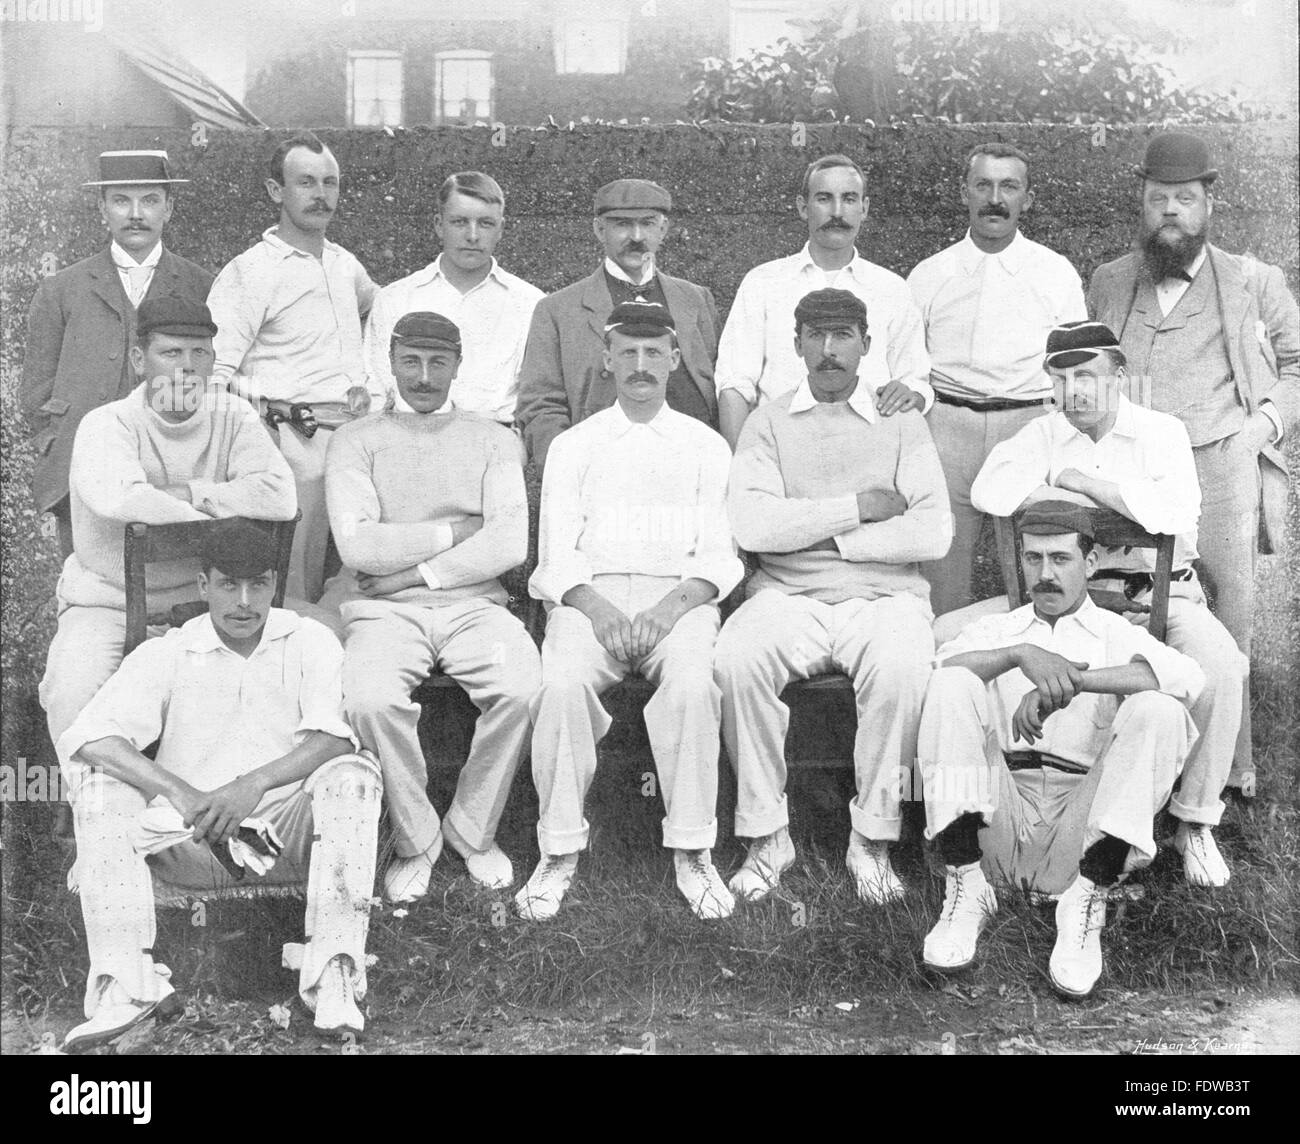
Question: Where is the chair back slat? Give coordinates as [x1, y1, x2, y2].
[123, 514, 299, 656]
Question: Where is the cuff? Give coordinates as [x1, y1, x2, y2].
[186, 480, 220, 517]
[1259, 400, 1284, 445]
[417, 561, 441, 591]
[716, 378, 758, 405]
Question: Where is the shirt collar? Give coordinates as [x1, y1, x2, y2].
[787, 376, 877, 422]
[604, 256, 657, 287]
[795, 243, 867, 278]
[1059, 393, 1139, 444]
[184, 607, 301, 654]
[262, 226, 338, 259]
[606, 399, 673, 438]
[111, 240, 163, 270]
[956, 228, 1029, 275]
[417, 253, 506, 289]
[1185, 247, 1208, 280]
[1005, 593, 1108, 638]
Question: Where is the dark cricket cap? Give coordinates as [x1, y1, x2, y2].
[201, 519, 277, 579]
[1134, 131, 1218, 185]
[391, 311, 462, 352]
[83, 150, 189, 187]
[794, 288, 868, 332]
[1016, 500, 1096, 541]
[1043, 320, 1125, 370]
[605, 301, 676, 338]
[136, 296, 218, 340]
[593, 178, 672, 215]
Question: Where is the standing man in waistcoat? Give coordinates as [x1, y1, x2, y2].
[22, 151, 213, 558]
[1087, 131, 1300, 793]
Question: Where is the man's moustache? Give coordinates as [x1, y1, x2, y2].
[814, 361, 844, 372]
[980, 206, 1010, 218]
[627, 371, 657, 383]
[1030, 583, 1063, 595]
[820, 219, 852, 230]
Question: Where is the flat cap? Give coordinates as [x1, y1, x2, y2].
[391, 311, 462, 352]
[794, 288, 868, 332]
[1134, 131, 1218, 185]
[1043, 320, 1125, 370]
[136, 296, 217, 340]
[202, 519, 277, 579]
[593, 178, 672, 215]
[605, 301, 676, 338]
[84, 150, 189, 187]
[1016, 499, 1096, 541]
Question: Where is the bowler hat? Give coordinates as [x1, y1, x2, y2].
[83, 150, 189, 187]
[1134, 132, 1218, 185]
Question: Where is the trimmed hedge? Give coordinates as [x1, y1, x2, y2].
[2, 122, 1297, 748]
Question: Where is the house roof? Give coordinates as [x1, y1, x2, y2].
[105, 28, 265, 131]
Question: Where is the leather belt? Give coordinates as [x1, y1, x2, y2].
[1089, 567, 1194, 600]
[1003, 750, 1089, 775]
[934, 390, 1047, 413]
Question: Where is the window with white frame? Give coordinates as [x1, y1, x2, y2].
[728, 1, 805, 59]
[435, 50, 494, 124]
[553, 14, 627, 74]
[347, 50, 404, 127]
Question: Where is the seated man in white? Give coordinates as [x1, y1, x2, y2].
[323, 311, 541, 901]
[519, 302, 743, 922]
[715, 288, 951, 906]
[56, 520, 382, 1051]
[917, 501, 1204, 998]
[968, 320, 1246, 887]
[39, 296, 296, 748]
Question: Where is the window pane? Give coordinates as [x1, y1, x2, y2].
[438, 57, 492, 122]
[350, 54, 403, 127]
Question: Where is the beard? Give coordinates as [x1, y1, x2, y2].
[1141, 219, 1208, 281]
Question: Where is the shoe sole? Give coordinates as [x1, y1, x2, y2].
[1048, 971, 1098, 1000]
[923, 953, 977, 975]
[62, 993, 183, 1054]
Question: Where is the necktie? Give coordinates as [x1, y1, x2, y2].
[122, 263, 152, 306]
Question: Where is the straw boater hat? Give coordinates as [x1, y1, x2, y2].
[82, 150, 190, 187]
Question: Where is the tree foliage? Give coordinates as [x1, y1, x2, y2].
[686, 0, 1273, 124]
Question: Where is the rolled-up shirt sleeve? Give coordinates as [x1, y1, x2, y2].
[883, 284, 935, 411]
[293, 621, 358, 749]
[971, 417, 1055, 518]
[56, 636, 177, 767]
[1111, 623, 1206, 705]
[529, 431, 594, 605]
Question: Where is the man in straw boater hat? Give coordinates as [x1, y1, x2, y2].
[968, 320, 1248, 887]
[1086, 130, 1300, 796]
[56, 519, 382, 1050]
[916, 500, 1204, 998]
[22, 149, 213, 558]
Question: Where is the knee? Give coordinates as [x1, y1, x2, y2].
[495, 654, 543, 709]
[712, 627, 768, 687]
[1116, 690, 1187, 731]
[310, 752, 383, 801]
[344, 675, 407, 720]
[653, 665, 719, 707]
[927, 665, 984, 706]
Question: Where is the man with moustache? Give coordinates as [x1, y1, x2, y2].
[715, 153, 932, 451]
[1087, 132, 1300, 792]
[57, 520, 381, 1049]
[716, 289, 949, 906]
[324, 312, 540, 902]
[22, 150, 213, 558]
[515, 179, 720, 469]
[915, 502, 1203, 997]
[520, 302, 742, 921]
[907, 142, 1086, 615]
[208, 132, 380, 603]
[39, 297, 296, 765]
[969, 321, 1246, 886]
[363, 171, 543, 423]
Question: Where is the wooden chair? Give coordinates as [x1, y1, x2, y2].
[124, 515, 298, 655]
[993, 506, 1175, 641]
